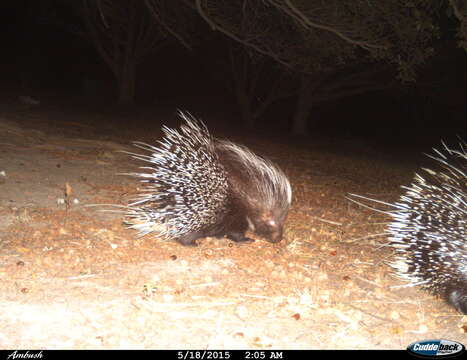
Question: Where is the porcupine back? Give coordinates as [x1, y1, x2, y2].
[388, 142, 466, 313]
[125, 114, 230, 240]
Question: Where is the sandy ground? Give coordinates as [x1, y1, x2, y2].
[0, 103, 465, 349]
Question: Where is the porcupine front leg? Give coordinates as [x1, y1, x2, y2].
[176, 231, 206, 247]
[446, 286, 467, 315]
[223, 213, 254, 243]
[225, 232, 254, 243]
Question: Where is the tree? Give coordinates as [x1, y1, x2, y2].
[225, 41, 295, 128]
[144, 0, 195, 51]
[193, 0, 440, 134]
[447, 0, 467, 50]
[79, 0, 167, 105]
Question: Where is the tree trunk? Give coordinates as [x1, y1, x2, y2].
[291, 75, 313, 135]
[231, 64, 257, 128]
[237, 93, 256, 129]
[116, 61, 136, 105]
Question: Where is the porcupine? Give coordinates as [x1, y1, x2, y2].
[351, 141, 466, 314]
[125, 111, 292, 247]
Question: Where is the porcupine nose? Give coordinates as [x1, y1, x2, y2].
[268, 226, 283, 243]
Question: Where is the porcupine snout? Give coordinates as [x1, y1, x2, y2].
[247, 209, 288, 243]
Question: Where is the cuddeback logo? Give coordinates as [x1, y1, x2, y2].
[407, 339, 465, 358]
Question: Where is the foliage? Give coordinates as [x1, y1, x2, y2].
[194, 0, 441, 81]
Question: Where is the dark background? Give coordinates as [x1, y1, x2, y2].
[0, 1, 465, 150]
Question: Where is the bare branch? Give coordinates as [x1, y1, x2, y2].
[195, 0, 293, 69]
[144, 0, 192, 50]
[449, 0, 467, 22]
[268, 0, 386, 51]
[193, 0, 437, 81]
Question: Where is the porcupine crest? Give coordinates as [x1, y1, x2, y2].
[125, 112, 229, 240]
[215, 140, 292, 242]
[388, 141, 466, 313]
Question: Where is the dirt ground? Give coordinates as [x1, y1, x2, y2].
[0, 102, 465, 349]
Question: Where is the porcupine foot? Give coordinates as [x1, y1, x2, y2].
[178, 231, 254, 246]
[177, 232, 205, 247]
[446, 286, 467, 315]
[226, 232, 255, 243]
